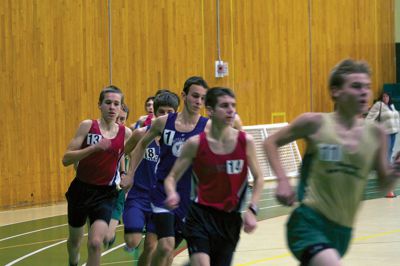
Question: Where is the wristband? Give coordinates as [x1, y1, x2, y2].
[120, 171, 127, 175]
[248, 203, 259, 216]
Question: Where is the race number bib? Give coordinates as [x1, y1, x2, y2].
[226, 160, 244, 174]
[87, 134, 102, 145]
[163, 129, 175, 146]
[144, 147, 158, 162]
[318, 144, 342, 162]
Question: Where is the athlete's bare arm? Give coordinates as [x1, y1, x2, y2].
[246, 135, 263, 204]
[129, 123, 137, 131]
[164, 136, 200, 209]
[62, 120, 111, 166]
[124, 126, 132, 143]
[264, 113, 322, 206]
[242, 134, 263, 233]
[124, 127, 147, 155]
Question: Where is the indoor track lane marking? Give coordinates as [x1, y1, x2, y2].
[0, 223, 67, 242]
[0, 237, 66, 250]
[4, 239, 68, 266]
[5, 224, 127, 265]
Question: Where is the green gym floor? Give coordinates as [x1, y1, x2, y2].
[1, 182, 400, 266]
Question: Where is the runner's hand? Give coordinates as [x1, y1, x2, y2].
[276, 178, 296, 206]
[165, 191, 180, 210]
[95, 138, 111, 151]
[243, 210, 257, 233]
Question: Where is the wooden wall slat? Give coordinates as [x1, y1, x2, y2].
[310, 0, 395, 112]
[111, 0, 205, 120]
[230, 0, 311, 125]
[0, 0, 110, 208]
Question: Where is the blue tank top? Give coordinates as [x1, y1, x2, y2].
[152, 112, 208, 217]
[125, 132, 159, 210]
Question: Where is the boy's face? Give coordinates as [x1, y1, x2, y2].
[98, 92, 122, 122]
[116, 110, 128, 125]
[208, 95, 236, 125]
[182, 85, 206, 114]
[155, 106, 176, 117]
[145, 100, 154, 114]
[333, 73, 371, 114]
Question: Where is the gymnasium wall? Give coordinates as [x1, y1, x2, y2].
[0, 0, 395, 209]
[396, 0, 400, 43]
[396, 0, 400, 82]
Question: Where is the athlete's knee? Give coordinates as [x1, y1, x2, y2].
[124, 233, 142, 249]
[157, 238, 175, 257]
[143, 237, 157, 253]
[68, 235, 83, 248]
[87, 237, 103, 252]
[307, 247, 341, 266]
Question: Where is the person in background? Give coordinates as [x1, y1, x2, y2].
[232, 113, 244, 130]
[130, 96, 155, 130]
[366, 91, 400, 161]
[121, 76, 209, 266]
[104, 103, 130, 249]
[123, 91, 180, 266]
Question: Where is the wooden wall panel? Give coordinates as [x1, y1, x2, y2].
[310, 0, 396, 112]
[375, 0, 396, 97]
[0, 0, 395, 208]
[0, 0, 109, 209]
[111, 0, 206, 121]
[111, 0, 311, 126]
[230, 0, 311, 125]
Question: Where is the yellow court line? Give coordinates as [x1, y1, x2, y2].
[353, 229, 400, 242]
[235, 228, 400, 266]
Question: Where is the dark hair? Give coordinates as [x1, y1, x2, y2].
[183, 76, 209, 94]
[153, 91, 180, 114]
[99, 85, 124, 104]
[121, 103, 129, 119]
[144, 96, 155, 111]
[380, 91, 393, 110]
[205, 87, 236, 108]
[155, 89, 171, 96]
[329, 59, 371, 89]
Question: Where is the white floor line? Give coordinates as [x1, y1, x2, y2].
[257, 198, 275, 202]
[4, 231, 88, 266]
[6, 224, 125, 266]
[81, 243, 126, 266]
[0, 224, 67, 242]
[5, 239, 68, 266]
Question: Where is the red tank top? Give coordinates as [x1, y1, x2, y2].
[143, 113, 154, 127]
[76, 120, 125, 186]
[192, 131, 248, 212]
